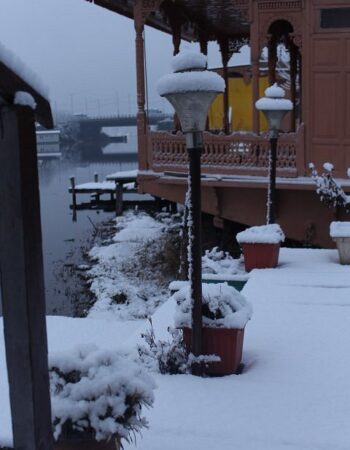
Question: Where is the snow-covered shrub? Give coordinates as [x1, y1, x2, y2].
[138, 319, 188, 374]
[310, 162, 349, 209]
[49, 345, 155, 448]
[174, 283, 252, 329]
[138, 319, 220, 374]
[202, 247, 243, 275]
[236, 224, 285, 245]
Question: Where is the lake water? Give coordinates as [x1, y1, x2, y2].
[38, 127, 138, 316]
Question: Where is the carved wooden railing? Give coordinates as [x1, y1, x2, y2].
[148, 123, 305, 177]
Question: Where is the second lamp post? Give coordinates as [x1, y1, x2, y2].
[256, 84, 293, 224]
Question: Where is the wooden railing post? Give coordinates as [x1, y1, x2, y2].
[0, 105, 53, 450]
[134, 3, 148, 171]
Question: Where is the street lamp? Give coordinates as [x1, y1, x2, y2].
[158, 51, 224, 373]
[256, 84, 293, 224]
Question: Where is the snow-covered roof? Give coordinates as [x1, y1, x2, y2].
[0, 41, 48, 99]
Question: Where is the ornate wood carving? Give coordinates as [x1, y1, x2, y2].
[257, 1, 303, 10]
[259, 14, 302, 51]
[149, 128, 304, 177]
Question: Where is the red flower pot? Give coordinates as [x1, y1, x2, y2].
[182, 326, 245, 375]
[241, 242, 280, 271]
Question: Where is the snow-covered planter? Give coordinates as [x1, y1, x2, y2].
[236, 224, 285, 271]
[330, 222, 350, 264]
[49, 345, 155, 450]
[174, 283, 252, 375]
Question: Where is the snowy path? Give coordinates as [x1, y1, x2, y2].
[125, 248, 350, 450]
[1, 248, 350, 449]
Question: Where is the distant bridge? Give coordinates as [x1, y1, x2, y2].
[72, 113, 172, 141]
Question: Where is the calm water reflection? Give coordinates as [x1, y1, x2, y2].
[38, 135, 138, 316]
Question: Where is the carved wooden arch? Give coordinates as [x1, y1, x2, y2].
[259, 14, 302, 52]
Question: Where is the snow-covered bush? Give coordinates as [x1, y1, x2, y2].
[174, 283, 252, 329]
[310, 162, 350, 209]
[49, 345, 155, 448]
[236, 224, 285, 245]
[202, 247, 243, 275]
[138, 319, 188, 374]
[138, 319, 221, 374]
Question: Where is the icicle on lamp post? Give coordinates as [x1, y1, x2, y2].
[157, 52, 224, 373]
[256, 84, 293, 224]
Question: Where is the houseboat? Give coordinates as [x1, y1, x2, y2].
[36, 129, 61, 158]
[86, 0, 350, 247]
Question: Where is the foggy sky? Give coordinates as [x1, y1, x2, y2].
[0, 0, 223, 118]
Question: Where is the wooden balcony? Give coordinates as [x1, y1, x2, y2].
[146, 123, 305, 178]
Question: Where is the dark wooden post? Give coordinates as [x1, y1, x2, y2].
[94, 173, 100, 202]
[250, 17, 260, 134]
[0, 105, 53, 450]
[268, 34, 278, 85]
[289, 41, 298, 132]
[115, 182, 123, 215]
[70, 176, 77, 209]
[267, 136, 278, 224]
[219, 37, 230, 134]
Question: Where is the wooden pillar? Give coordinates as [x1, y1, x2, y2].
[251, 22, 260, 134]
[219, 37, 230, 134]
[199, 32, 208, 56]
[289, 41, 298, 132]
[268, 35, 278, 85]
[0, 105, 53, 450]
[170, 16, 182, 56]
[134, 9, 148, 171]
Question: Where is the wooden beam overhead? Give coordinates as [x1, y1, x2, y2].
[0, 62, 53, 129]
[86, 0, 249, 42]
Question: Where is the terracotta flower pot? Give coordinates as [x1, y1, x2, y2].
[182, 326, 245, 375]
[241, 242, 280, 271]
[333, 237, 350, 264]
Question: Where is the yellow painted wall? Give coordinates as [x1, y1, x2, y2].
[208, 75, 269, 132]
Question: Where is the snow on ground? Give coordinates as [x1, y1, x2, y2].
[2, 242, 350, 448]
[122, 248, 350, 450]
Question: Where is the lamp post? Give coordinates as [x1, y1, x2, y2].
[158, 51, 224, 373]
[256, 84, 293, 224]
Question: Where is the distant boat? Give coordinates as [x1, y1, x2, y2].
[36, 129, 62, 158]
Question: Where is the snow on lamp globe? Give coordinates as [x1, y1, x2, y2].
[157, 51, 224, 374]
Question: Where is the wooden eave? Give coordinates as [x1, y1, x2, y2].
[87, 0, 249, 42]
[0, 62, 53, 129]
[86, 0, 194, 40]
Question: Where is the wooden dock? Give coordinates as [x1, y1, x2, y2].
[69, 170, 158, 219]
